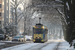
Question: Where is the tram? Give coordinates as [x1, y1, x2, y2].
[33, 23, 48, 43]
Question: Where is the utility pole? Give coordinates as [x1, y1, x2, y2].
[15, 0, 17, 35]
[24, 0, 31, 35]
[59, 29, 62, 39]
[4, 0, 7, 27]
[8, 0, 10, 23]
[24, 14, 27, 35]
[24, 0, 27, 35]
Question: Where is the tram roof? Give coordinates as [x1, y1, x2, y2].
[36, 23, 43, 26]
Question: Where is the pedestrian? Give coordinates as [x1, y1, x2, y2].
[4, 34, 6, 40]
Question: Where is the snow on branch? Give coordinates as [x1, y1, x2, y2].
[56, 8, 67, 25]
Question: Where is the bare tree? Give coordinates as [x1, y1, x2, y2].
[10, 0, 24, 35]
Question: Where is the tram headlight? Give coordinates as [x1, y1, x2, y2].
[42, 26, 44, 29]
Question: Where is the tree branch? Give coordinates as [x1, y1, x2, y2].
[17, 15, 24, 24]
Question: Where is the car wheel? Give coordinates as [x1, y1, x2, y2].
[18, 40, 20, 42]
[22, 40, 23, 42]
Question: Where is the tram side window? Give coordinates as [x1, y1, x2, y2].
[44, 29, 48, 34]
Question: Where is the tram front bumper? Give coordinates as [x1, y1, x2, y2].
[41, 39, 44, 42]
[33, 39, 44, 42]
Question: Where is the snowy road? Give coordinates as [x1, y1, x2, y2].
[25, 42, 53, 50]
[1, 40, 75, 50]
[0, 41, 24, 49]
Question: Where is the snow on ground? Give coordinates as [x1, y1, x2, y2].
[0, 41, 12, 42]
[58, 41, 70, 50]
[1, 39, 75, 50]
[41, 39, 65, 50]
[0, 41, 23, 43]
[47, 39, 65, 43]
[0, 43, 5, 45]
[42, 42, 58, 50]
[1, 43, 39, 50]
[43, 39, 75, 50]
[59, 41, 75, 50]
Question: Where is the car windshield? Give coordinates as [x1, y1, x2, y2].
[0, 35, 3, 37]
[14, 36, 23, 38]
[14, 36, 20, 38]
[20, 36, 23, 38]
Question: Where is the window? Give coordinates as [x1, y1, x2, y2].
[0, 4, 2, 8]
[0, 12, 1, 16]
[0, 35, 3, 37]
[0, 21, 1, 24]
[34, 29, 43, 34]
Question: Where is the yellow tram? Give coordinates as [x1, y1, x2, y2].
[33, 23, 48, 43]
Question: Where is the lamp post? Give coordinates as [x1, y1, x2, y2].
[14, 0, 17, 35]
[4, 0, 7, 27]
[8, 0, 10, 23]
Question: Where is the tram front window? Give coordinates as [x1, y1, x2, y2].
[34, 29, 43, 34]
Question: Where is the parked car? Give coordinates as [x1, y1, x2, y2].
[0, 34, 4, 40]
[25, 35, 32, 41]
[12, 36, 26, 42]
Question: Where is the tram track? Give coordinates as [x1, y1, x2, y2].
[54, 42, 61, 50]
[25, 42, 54, 50]
[0, 41, 62, 50]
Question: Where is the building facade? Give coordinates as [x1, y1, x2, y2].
[0, 0, 4, 28]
